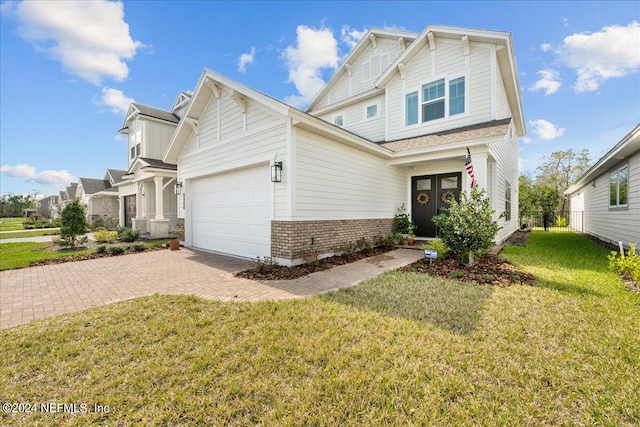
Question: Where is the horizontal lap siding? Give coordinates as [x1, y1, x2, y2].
[295, 128, 406, 219]
[317, 95, 386, 142]
[581, 152, 640, 246]
[387, 41, 494, 141]
[488, 126, 518, 243]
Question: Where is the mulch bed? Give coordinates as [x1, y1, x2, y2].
[235, 246, 395, 280]
[28, 245, 167, 267]
[398, 255, 536, 286]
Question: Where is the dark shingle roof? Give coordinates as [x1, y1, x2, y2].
[380, 118, 512, 152]
[138, 157, 178, 171]
[66, 182, 78, 198]
[79, 178, 112, 195]
[133, 103, 180, 124]
[106, 168, 128, 184]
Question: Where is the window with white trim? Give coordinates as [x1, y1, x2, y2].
[609, 164, 628, 208]
[365, 103, 379, 120]
[505, 181, 512, 221]
[333, 114, 344, 127]
[405, 76, 466, 126]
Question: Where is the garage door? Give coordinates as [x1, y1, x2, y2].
[190, 164, 271, 259]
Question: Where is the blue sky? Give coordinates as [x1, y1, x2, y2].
[1, 1, 639, 197]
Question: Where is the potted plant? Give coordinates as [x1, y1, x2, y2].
[168, 226, 183, 250]
[405, 224, 416, 246]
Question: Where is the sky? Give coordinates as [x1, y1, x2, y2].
[1, 0, 639, 197]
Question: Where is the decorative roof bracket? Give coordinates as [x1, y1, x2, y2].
[205, 78, 220, 98]
[369, 33, 377, 49]
[462, 35, 470, 56]
[397, 62, 406, 80]
[427, 31, 436, 51]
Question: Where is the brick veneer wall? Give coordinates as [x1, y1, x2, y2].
[271, 218, 394, 262]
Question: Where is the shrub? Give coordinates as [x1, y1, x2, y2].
[91, 218, 106, 230]
[254, 256, 279, 274]
[96, 245, 107, 254]
[392, 204, 415, 235]
[608, 243, 640, 284]
[449, 271, 465, 279]
[59, 198, 88, 248]
[94, 229, 118, 243]
[555, 215, 568, 227]
[355, 237, 372, 254]
[302, 248, 321, 266]
[432, 186, 501, 266]
[117, 227, 140, 243]
[131, 243, 147, 252]
[107, 245, 125, 255]
[52, 218, 62, 227]
[421, 239, 451, 259]
[389, 232, 406, 246]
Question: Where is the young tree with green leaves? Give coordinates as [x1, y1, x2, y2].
[432, 186, 501, 266]
[60, 198, 88, 248]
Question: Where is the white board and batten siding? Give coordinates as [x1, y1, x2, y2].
[386, 39, 497, 141]
[294, 128, 406, 219]
[571, 152, 640, 247]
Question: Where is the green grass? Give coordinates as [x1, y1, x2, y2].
[0, 229, 60, 239]
[1, 232, 638, 425]
[0, 217, 26, 231]
[0, 242, 93, 270]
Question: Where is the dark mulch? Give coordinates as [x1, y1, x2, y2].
[399, 255, 536, 286]
[505, 230, 531, 246]
[235, 246, 395, 280]
[582, 233, 621, 252]
[28, 245, 166, 267]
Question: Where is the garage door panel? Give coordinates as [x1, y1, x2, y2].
[191, 165, 271, 259]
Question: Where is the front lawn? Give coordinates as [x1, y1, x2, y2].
[0, 242, 93, 270]
[0, 217, 26, 231]
[0, 229, 60, 240]
[1, 232, 638, 425]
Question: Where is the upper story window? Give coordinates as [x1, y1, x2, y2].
[333, 114, 345, 127]
[365, 103, 380, 120]
[405, 75, 466, 127]
[609, 164, 628, 208]
[129, 130, 142, 161]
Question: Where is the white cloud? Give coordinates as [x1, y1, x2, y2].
[540, 43, 552, 52]
[529, 69, 561, 95]
[521, 137, 532, 144]
[528, 119, 566, 140]
[558, 21, 640, 92]
[1, 164, 76, 187]
[282, 25, 339, 108]
[94, 87, 134, 115]
[341, 25, 366, 49]
[238, 47, 256, 73]
[9, 0, 143, 85]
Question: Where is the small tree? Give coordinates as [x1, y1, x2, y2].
[60, 198, 88, 248]
[432, 186, 501, 266]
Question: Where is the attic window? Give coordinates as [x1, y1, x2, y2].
[366, 104, 379, 119]
[333, 114, 344, 127]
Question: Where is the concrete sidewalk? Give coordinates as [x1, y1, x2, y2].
[0, 248, 422, 330]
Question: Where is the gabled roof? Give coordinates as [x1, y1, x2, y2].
[138, 157, 178, 171]
[65, 182, 78, 198]
[120, 103, 180, 133]
[105, 169, 128, 185]
[307, 27, 419, 112]
[375, 24, 525, 137]
[78, 178, 113, 195]
[381, 118, 512, 152]
[172, 91, 192, 112]
[565, 123, 640, 195]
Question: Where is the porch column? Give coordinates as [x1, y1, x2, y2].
[472, 153, 488, 191]
[118, 196, 125, 227]
[154, 176, 164, 219]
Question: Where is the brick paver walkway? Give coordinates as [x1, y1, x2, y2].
[0, 248, 423, 330]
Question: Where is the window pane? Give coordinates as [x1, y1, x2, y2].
[406, 92, 418, 125]
[423, 79, 445, 102]
[367, 105, 377, 118]
[417, 179, 431, 190]
[423, 100, 445, 122]
[334, 115, 343, 126]
[449, 77, 465, 116]
[441, 176, 458, 189]
[610, 172, 618, 206]
[619, 166, 628, 205]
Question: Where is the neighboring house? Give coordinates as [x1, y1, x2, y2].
[76, 169, 127, 224]
[565, 124, 640, 249]
[58, 182, 78, 211]
[36, 195, 61, 219]
[159, 25, 524, 265]
[114, 94, 189, 237]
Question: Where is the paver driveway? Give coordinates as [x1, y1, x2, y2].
[0, 247, 423, 330]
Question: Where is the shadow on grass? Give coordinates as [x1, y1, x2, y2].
[322, 271, 494, 336]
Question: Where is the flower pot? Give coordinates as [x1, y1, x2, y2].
[169, 240, 180, 250]
[407, 237, 415, 246]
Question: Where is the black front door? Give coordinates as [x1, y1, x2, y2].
[124, 195, 136, 228]
[411, 173, 462, 237]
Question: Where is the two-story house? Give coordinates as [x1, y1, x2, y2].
[36, 195, 60, 219]
[75, 169, 127, 224]
[114, 93, 192, 238]
[159, 25, 524, 265]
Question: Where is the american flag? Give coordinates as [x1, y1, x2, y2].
[465, 147, 476, 187]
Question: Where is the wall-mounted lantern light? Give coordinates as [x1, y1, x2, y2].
[174, 181, 183, 195]
[271, 162, 283, 183]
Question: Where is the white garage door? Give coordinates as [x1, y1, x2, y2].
[190, 164, 271, 259]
